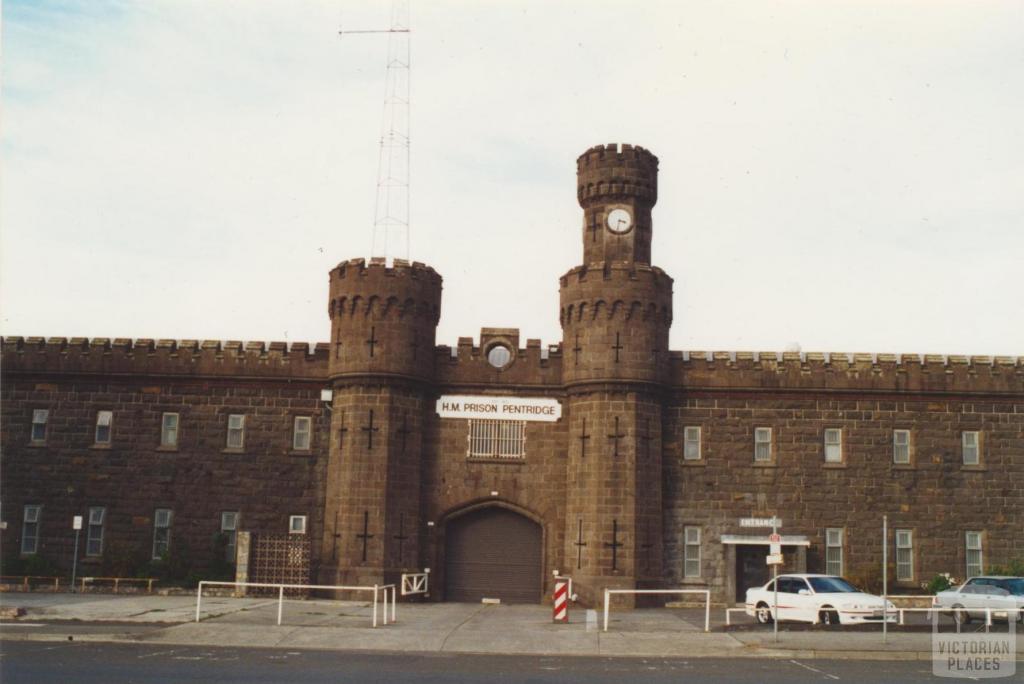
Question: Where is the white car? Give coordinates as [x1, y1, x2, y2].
[933, 576, 1024, 625]
[745, 574, 897, 626]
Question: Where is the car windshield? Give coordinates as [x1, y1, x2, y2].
[808, 576, 859, 593]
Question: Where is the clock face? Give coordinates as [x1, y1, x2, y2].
[606, 208, 633, 234]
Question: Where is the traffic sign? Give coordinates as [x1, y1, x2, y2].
[770, 542, 781, 555]
[73, 516, 83, 530]
[766, 553, 784, 566]
[769, 533, 781, 543]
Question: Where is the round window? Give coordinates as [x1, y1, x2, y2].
[487, 345, 512, 369]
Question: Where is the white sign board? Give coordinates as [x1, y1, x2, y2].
[739, 517, 782, 528]
[73, 515, 83, 530]
[437, 395, 561, 422]
[770, 543, 781, 555]
[766, 553, 784, 566]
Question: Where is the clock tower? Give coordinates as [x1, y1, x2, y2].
[559, 143, 673, 606]
[577, 143, 658, 265]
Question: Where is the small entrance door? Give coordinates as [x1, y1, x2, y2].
[444, 507, 542, 604]
[735, 544, 770, 602]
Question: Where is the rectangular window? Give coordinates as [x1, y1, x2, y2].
[31, 409, 49, 443]
[226, 414, 245, 449]
[467, 419, 525, 459]
[289, 515, 307, 535]
[893, 429, 911, 464]
[683, 426, 702, 460]
[21, 505, 41, 554]
[683, 526, 701, 578]
[152, 509, 172, 559]
[754, 427, 772, 462]
[825, 528, 844, 576]
[160, 413, 179, 448]
[221, 512, 239, 562]
[824, 428, 842, 463]
[293, 416, 312, 451]
[962, 431, 980, 465]
[86, 507, 106, 557]
[95, 411, 113, 445]
[895, 529, 914, 581]
[965, 531, 983, 577]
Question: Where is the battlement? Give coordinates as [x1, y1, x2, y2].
[330, 257, 442, 285]
[576, 142, 658, 206]
[435, 333, 563, 387]
[671, 350, 1024, 395]
[0, 336, 331, 380]
[328, 257, 442, 324]
[559, 262, 673, 289]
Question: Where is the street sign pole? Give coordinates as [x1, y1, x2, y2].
[71, 515, 83, 593]
[882, 515, 888, 644]
[772, 519, 779, 643]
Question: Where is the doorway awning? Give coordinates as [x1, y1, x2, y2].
[721, 534, 810, 547]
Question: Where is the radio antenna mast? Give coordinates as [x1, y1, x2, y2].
[339, 0, 411, 262]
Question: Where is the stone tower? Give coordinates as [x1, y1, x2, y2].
[560, 144, 673, 605]
[322, 257, 442, 587]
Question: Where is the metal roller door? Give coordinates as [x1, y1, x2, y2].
[444, 507, 542, 604]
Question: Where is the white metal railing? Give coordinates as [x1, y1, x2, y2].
[467, 419, 525, 459]
[401, 571, 429, 596]
[603, 589, 711, 633]
[194, 581, 396, 628]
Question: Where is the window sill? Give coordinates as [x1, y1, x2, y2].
[891, 463, 915, 471]
[26, 442, 48, 448]
[822, 462, 847, 469]
[681, 459, 706, 467]
[466, 456, 525, 465]
[155, 446, 179, 453]
[288, 450, 314, 457]
[960, 465, 987, 472]
[751, 462, 778, 468]
[679, 577, 707, 585]
[221, 448, 247, 455]
[90, 444, 112, 450]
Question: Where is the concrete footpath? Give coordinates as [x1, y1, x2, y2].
[2, 593, 1022, 662]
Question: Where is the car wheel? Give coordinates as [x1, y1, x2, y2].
[755, 602, 773, 625]
[819, 608, 840, 626]
[952, 605, 970, 626]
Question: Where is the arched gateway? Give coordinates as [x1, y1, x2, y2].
[444, 506, 542, 603]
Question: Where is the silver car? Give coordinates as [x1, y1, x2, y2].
[934, 576, 1024, 625]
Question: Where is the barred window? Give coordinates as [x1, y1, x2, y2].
[754, 427, 772, 462]
[895, 529, 913, 581]
[226, 414, 245, 449]
[962, 431, 980, 465]
[221, 512, 239, 562]
[893, 429, 911, 464]
[86, 507, 105, 557]
[684, 527, 701, 578]
[965, 531, 983, 577]
[683, 426, 701, 461]
[21, 505, 41, 555]
[95, 411, 113, 445]
[292, 416, 312, 451]
[160, 413, 179, 447]
[825, 528, 843, 576]
[467, 419, 525, 459]
[824, 428, 842, 463]
[152, 509, 172, 560]
[31, 409, 49, 443]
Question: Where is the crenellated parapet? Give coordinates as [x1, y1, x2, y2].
[559, 262, 673, 386]
[576, 143, 659, 206]
[0, 336, 330, 380]
[327, 257, 443, 382]
[434, 329, 563, 388]
[670, 350, 1024, 395]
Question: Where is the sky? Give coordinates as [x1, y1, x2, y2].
[2, 0, 1022, 357]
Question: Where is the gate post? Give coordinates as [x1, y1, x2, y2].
[553, 580, 569, 623]
[234, 531, 251, 598]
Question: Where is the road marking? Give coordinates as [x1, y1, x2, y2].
[138, 649, 180, 659]
[790, 659, 824, 674]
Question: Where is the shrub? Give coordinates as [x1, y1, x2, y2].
[922, 573, 958, 594]
[987, 558, 1024, 576]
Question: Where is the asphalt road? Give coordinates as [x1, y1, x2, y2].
[0, 641, 950, 683]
